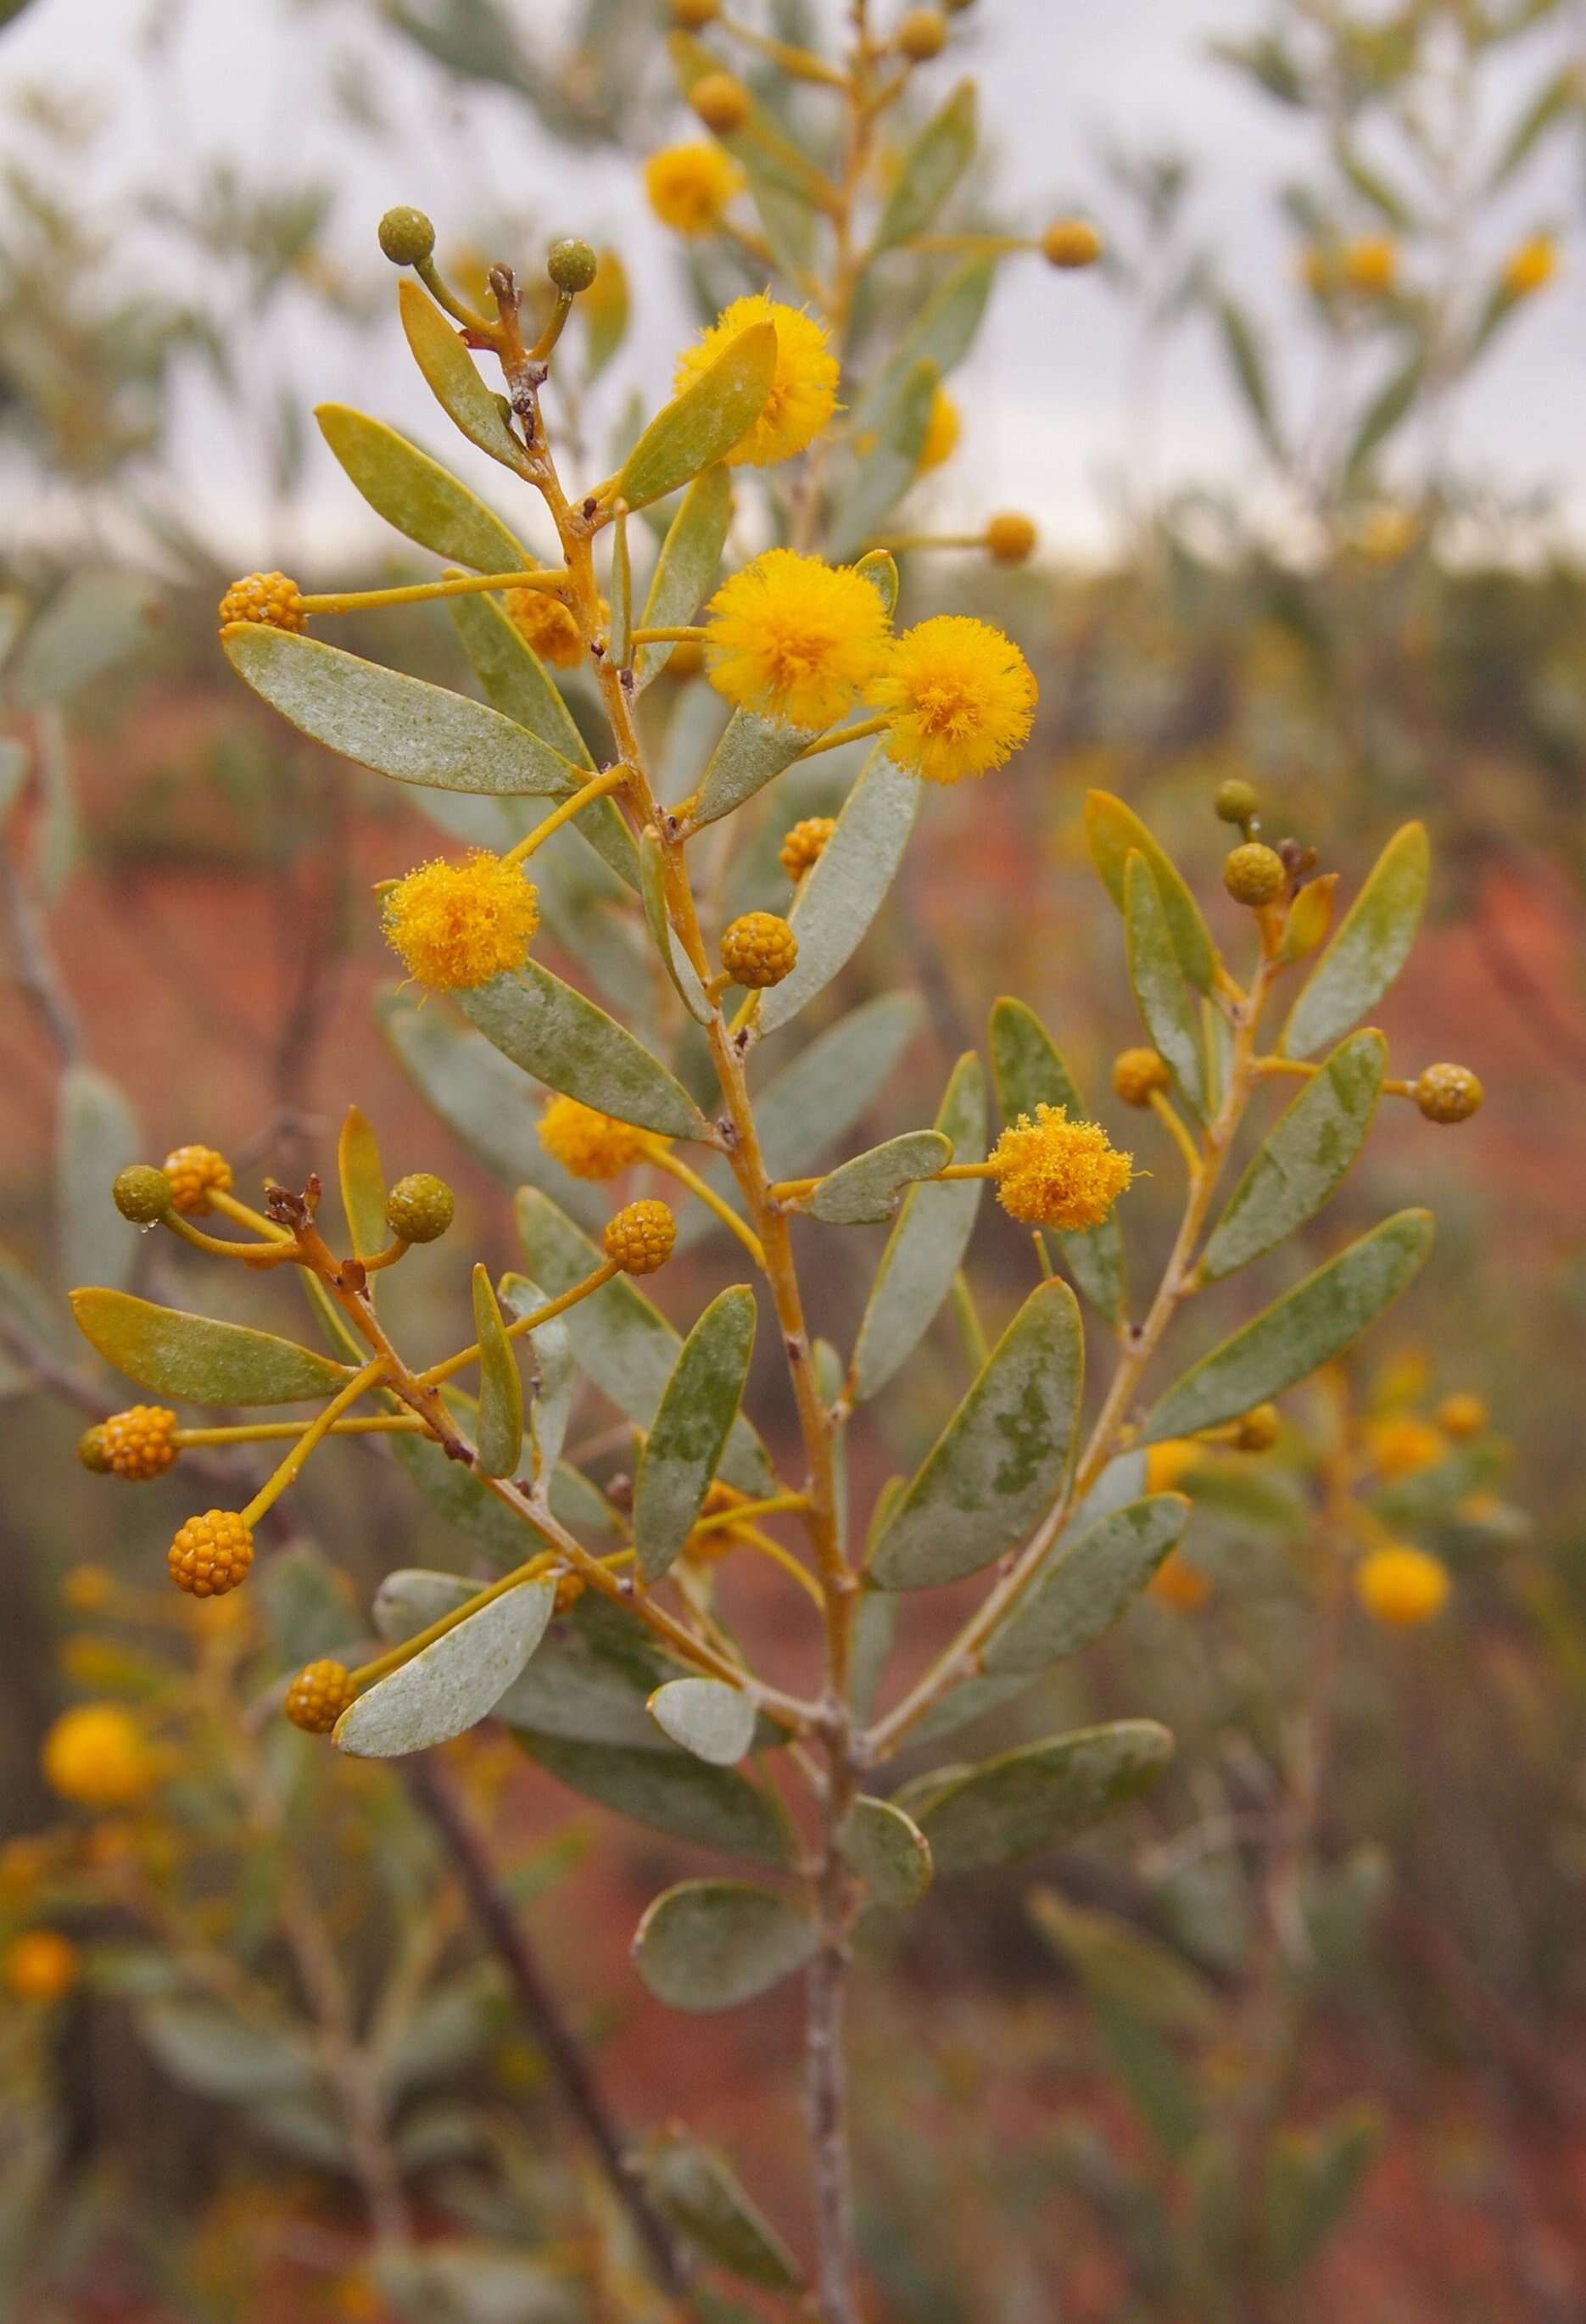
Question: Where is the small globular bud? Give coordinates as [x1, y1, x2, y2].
[690, 70, 751, 136]
[217, 572, 306, 634]
[897, 8, 948, 59]
[385, 1172, 455, 1244]
[77, 1426, 112, 1475]
[161, 1145, 233, 1217]
[1437, 1391, 1488, 1440]
[3, 1929, 80, 2003]
[1343, 235, 1396, 295]
[377, 204, 436, 267]
[721, 910, 798, 989]
[779, 817, 837, 881]
[1502, 234, 1555, 300]
[1222, 841, 1287, 908]
[1232, 1402, 1280, 1453]
[1355, 1544, 1449, 1628]
[986, 511, 1038, 565]
[1414, 1063, 1483, 1125]
[671, 0, 719, 22]
[603, 1198, 678, 1277]
[1149, 1551, 1213, 1612]
[1042, 217, 1103, 270]
[1111, 1047, 1170, 1108]
[168, 1511, 254, 1599]
[284, 1660, 356, 1735]
[113, 1163, 172, 1225]
[547, 237, 599, 294]
[101, 1405, 179, 1483]
[41, 1704, 156, 1809]
[1214, 777, 1259, 826]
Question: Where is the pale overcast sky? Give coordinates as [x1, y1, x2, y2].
[3, 0, 1581, 561]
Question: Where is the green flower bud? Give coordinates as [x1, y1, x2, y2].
[377, 206, 437, 267]
[114, 1165, 173, 1225]
[1223, 842, 1287, 908]
[1214, 777, 1259, 825]
[385, 1173, 455, 1244]
[546, 237, 599, 295]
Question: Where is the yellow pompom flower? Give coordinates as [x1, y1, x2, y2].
[504, 585, 585, 670]
[988, 1103, 1133, 1229]
[42, 1704, 157, 1810]
[382, 852, 539, 991]
[1365, 1415, 1444, 1480]
[876, 614, 1036, 785]
[674, 293, 839, 467]
[1356, 1544, 1450, 1628]
[162, 1145, 232, 1217]
[217, 571, 305, 634]
[539, 1098, 653, 1181]
[3, 1929, 80, 2003]
[1502, 235, 1555, 299]
[645, 141, 743, 236]
[918, 385, 960, 472]
[705, 549, 891, 731]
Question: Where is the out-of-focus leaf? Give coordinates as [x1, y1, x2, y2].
[69, 1288, 351, 1405]
[448, 589, 592, 767]
[907, 1720, 1174, 1875]
[1332, 137, 1415, 226]
[316, 404, 525, 571]
[1142, 1209, 1434, 1441]
[499, 1272, 574, 1480]
[261, 1542, 362, 1672]
[634, 1287, 757, 1580]
[1280, 823, 1429, 1059]
[984, 1494, 1190, 1673]
[648, 1676, 757, 1765]
[1085, 789, 1217, 994]
[751, 992, 923, 1176]
[1199, 1032, 1384, 1281]
[514, 1729, 794, 1863]
[757, 747, 919, 1031]
[1125, 852, 1207, 1115]
[635, 464, 733, 689]
[852, 1052, 986, 1399]
[1281, 872, 1337, 963]
[456, 964, 708, 1137]
[399, 277, 530, 474]
[379, 992, 598, 1217]
[800, 1131, 949, 1226]
[222, 627, 584, 796]
[338, 1103, 387, 1262]
[632, 1880, 815, 2010]
[375, 2241, 580, 2324]
[617, 321, 776, 509]
[488, 1590, 695, 1749]
[869, 1279, 1083, 1589]
[874, 81, 977, 250]
[8, 570, 155, 709]
[57, 1065, 141, 1298]
[859, 254, 997, 424]
[137, 1999, 314, 2103]
[828, 358, 937, 558]
[583, 243, 630, 380]
[1030, 1886, 1220, 2037]
[1488, 64, 1580, 191]
[988, 998, 1126, 1323]
[470, 1265, 523, 1478]
[1215, 297, 1282, 455]
[643, 2131, 804, 2292]
[1344, 353, 1425, 482]
[841, 1795, 932, 1908]
[1265, 2103, 1382, 2282]
[336, 1580, 554, 1757]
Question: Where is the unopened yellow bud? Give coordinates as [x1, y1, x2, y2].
[1111, 1047, 1170, 1108]
[1223, 842, 1287, 907]
[1502, 235, 1556, 299]
[168, 1511, 254, 1599]
[1343, 236, 1396, 295]
[218, 572, 305, 634]
[285, 1660, 356, 1735]
[3, 1929, 80, 2003]
[721, 911, 798, 989]
[1042, 218, 1103, 270]
[161, 1145, 232, 1218]
[986, 511, 1037, 565]
[1356, 1545, 1449, 1627]
[1437, 1392, 1488, 1440]
[603, 1199, 677, 1276]
[897, 8, 948, 60]
[1414, 1063, 1483, 1125]
[691, 71, 751, 136]
[779, 817, 837, 880]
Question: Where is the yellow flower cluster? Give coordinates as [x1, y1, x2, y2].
[988, 1103, 1133, 1229]
[382, 852, 539, 991]
[675, 293, 839, 467]
[645, 141, 744, 236]
[42, 1704, 157, 1809]
[539, 1097, 652, 1181]
[1355, 1544, 1449, 1627]
[875, 615, 1037, 785]
[100, 1405, 178, 1482]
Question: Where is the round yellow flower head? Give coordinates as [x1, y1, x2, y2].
[42, 1704, 156, 1810]
[1112, 1047, 1170, 1107]
[168, 1510, 254, 1598]
[218, 571, 305, 634]
[779, 816, 837, 880]
[1503, 235, 1555, 299]
[1356, 1544, 1449, 1627]
[1366, 1414, 1444, 1480]
[989, 1103, 1132, 1229]
[918, 385, 960, 472]
[3, 1929, 80, 2003]
[100, 1405, 178, 1483]
[1343, 236, 1396, 295]
[162, 1144, 232, 1217]
[705, 549, 891, 730]
[721, 911, 798, 989]
[285, 1660, 356, 1735]
[676, 293, 840, 467]
[1437, 1391, 1488, 1441]
[1224, 841, 1287, 908]
[382, 852, 539, 991]
[603, 1198, 677, 1276]
[877, 614, 1036, 785]
[898, 8, 948, 59]
[504, 584, 585, 670]
[645, 141, 743, 236]
[539, 1096, 651, 1181]
[1042, 217, 1103, 270]
[986, 511, 1037, 565]
[1149, 1551, 1213, 1612]
[1414, 1063, 1483, 1125]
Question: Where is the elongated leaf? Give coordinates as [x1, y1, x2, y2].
[984, 1494, 1190, 1674]
[337, 1581, 554, 1757]
[448, 589, 592, 766]
[57, 1065, 140, 1297]
[338, 1104, 386, 1261]
[1344, 353, 1425, 483]
[852, 1053, 986, 1399]
[859, 254, 997, 426]
[869, 1279, 1084, 1590]
[514, 1189, 772, 1493]
[633, 1880, 815, 2010]
[643, 2133, 803, 2293]
[470, 1266, 523, 1478]
[1125, 852, 1206, 1115]
[8, 569, 155, 709]
[456, 964, 707, 1137]
[399, 277, 528, 473]
[1029, 1887, 1220, 2039]
[635, 465, 732, 688]
[686, 706, 817, 829]
[1142, 1209, 1434, 1442]
[639, 830, 712, 1021]
[1215, 296, 1282, 455]
[874, 81, 977, 250]
[316, 403, 525, 571]
[1488, 63, 1579, 191]
[757, 748, 919, 1031]
[1280, 823, 1429, 1060]
[386, 1431, 547, 1567]
[70, 1288, 351, 1406]
[515, 1730, 793, 1863]
[1265, 2103, 1382, 2283]
[841, 1795, 932, 1909]
[800, 1131, 949, 1226]
[828, 360, 937, 559]
[1085, 790, 1217, 994]
[648, 1677, 757, 1765]
[1200, 1032, 1385, 1282]
[618, 321, 776, 510]
[634, 1287, 757, 1580]
[910, 1720, 1174, 1876]
[137, 1999, 314, 2103]
[499, 1273, 574, 1480]
[222, 627, 584, 796]
[751, 992, 922, 1176]
[378, 992, 595, 1220]
[988, 998, 1125, 1324]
